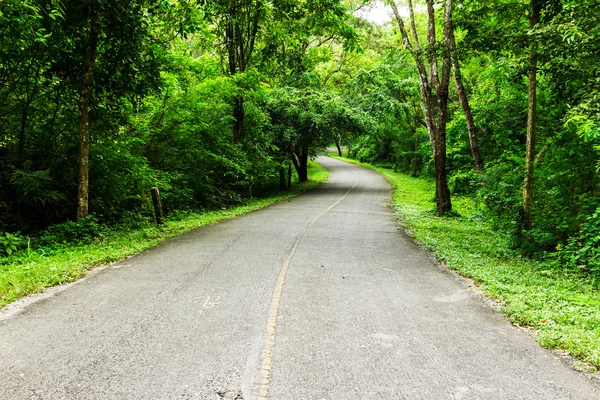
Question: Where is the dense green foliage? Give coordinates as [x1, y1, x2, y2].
[1, 1, 599, 296]
[0, 0, 361, 233]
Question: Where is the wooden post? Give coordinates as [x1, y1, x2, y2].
[151, 187, 163, 225]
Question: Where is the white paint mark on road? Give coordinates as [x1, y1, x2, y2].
[370, 333, 400, 341]
[202, 296, 221, 309]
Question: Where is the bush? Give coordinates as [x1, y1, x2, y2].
[37, 216, 107, 248]
[0, 232, 23, 255]
[553, 206, 600, 276]
[449, 169, 481, 196]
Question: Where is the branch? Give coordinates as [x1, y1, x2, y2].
[391, 3, 414, 52]
[407, 0, 422, 51]
[426, 0, 441, 93]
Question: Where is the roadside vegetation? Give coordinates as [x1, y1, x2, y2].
[0, 162, 328, 308]
[332, 153, 600, 372]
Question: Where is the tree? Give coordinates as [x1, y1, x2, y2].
[206, 0, 266, 144]
[521, 0, 542, 232]
[265, 88, 367, 182]
[391, 0, 453, 216]
[445, 7, 484, 172]
[70, 0, 169, 220]
[76, 7, 101, 222]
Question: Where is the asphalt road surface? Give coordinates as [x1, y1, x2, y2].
[1, 157, 598, 400]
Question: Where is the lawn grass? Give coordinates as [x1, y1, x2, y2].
[0, 161, 329, 309]
[331, 154, 600, 372]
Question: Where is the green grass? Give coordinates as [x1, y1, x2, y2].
[331, 154, 600, 372]
[0, 161, 329, 309]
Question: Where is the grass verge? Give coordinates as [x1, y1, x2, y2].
[0, 161, 329, 309]
[331, 154, 600, 372]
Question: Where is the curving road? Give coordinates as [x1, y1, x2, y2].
[1, 157, 598, 399]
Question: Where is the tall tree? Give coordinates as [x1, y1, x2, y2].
[76, 8, 101, 222]
[72, 0, 168, 220]
[391, 0, 453, 215]
[521, 0, 542, 232]
[209, 0, 265, 144]
[445, 7, 484, 172]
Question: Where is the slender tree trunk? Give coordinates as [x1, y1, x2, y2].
[412, 136, 419, 176]
[335, 137, 342, 157]
[18, 66, 40, 166]
[391, 2, 437, 148]
[18, 104, 29, 165]
[447, 18, 484, 172]
[279, 165, 287, 191]
[287, 159, 292, 189]
[453, 64, 484, 171]
[223, 1, 262, 144]
[76, 10, 101, 222]
[522, 4, 540, 232]
[233, 97, 244, 144]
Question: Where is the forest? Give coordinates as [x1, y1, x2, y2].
[1, 0, 599, 278]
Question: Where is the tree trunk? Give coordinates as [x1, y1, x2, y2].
[434, 135, 452, 214]
[454, 63, 484, 172]
[279, 166, 287, 191]
[287, 159, 292, 189]
[233, 97, 244, 144]
[76, 10, 101, 222]
[291, 145, 309, 183]
[434, 0, 454, 216]
[522, 3, 540, 232]
[223, 1, 261, 144]
[335, 138, 342, 157]
[18, 104, 29, 165]
[412, 136, 419, 176]
[447, 18, 484, 172]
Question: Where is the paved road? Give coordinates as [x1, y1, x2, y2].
[1, 157, 598, 399]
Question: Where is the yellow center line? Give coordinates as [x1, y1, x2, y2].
[256, 166, 360, 399]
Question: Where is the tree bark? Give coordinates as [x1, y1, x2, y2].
[412, 136, 419, 176]
[287, 159, 292, 189]
[233, 97, 244, 144]
[76, 10, 101, 222]
[291, 145, 309, 183]
[433, 0, 454, 215]
[446, 12, 484, 172]
[522, 3, 540, 232]
[279, 166, 287, 191]
[453, 63, 484, 172]
[335, 137, 342, 157]
[151, 187, 164, 225]
[392, 2, 437, 149]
